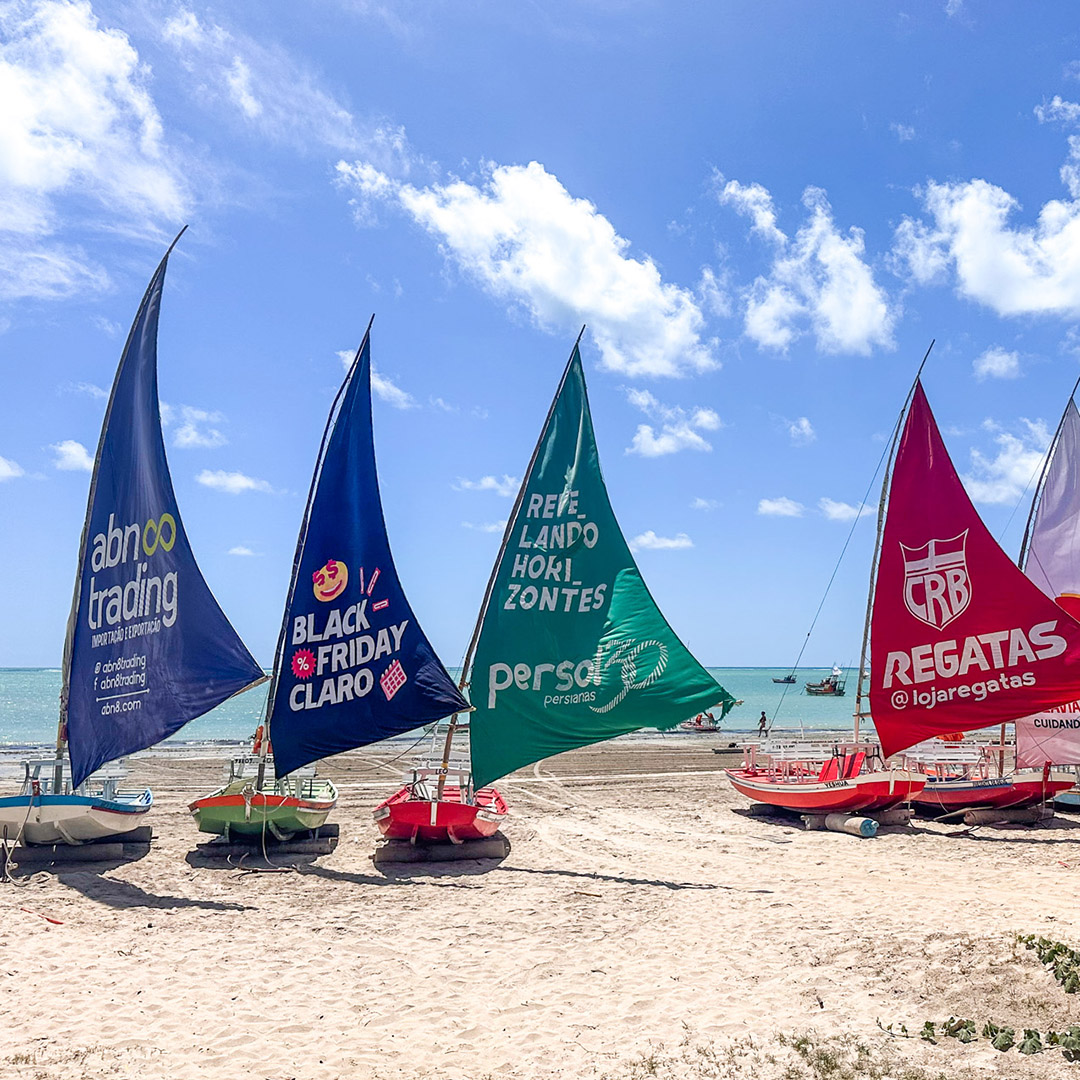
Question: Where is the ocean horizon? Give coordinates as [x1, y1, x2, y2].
[0, 665, 861, 751]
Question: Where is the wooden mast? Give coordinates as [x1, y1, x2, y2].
[55, 227, 188, 795]
[436, 328, 587, 800]
[258, 315, 375, 792]
[853, 341, 935, 744]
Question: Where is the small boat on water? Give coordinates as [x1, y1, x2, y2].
[679, 712, 720, 732]
[190, 321, 467, 841]
[805, 666, 846, 696]
[377, 334, 735, 843]
[772, 674, 797, 684]
[0, 232, 265, 847]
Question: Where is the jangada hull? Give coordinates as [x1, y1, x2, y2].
[913, 768, 1075, 812]
[725, 769, 926, 814]
[189, 778, 337, 840]
[373, 784, 507, 843]
[0, 789, 152, 845]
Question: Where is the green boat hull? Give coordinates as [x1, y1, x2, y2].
[189, 776, 338, 840]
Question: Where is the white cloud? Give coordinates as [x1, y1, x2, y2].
[196, 469, 273, 495]
[60, 380, 108, 399]
[429, 396, 457, 413]
[961, 419, 1051, 504]
[628, 530, 694, 552]
[51, 439, 93, 471]
[1035, 96, 1080, 125]
[227, 545, 258, 556]
[624, 388, 722, 457]
[336, 159, 718, 377]
[0, 0, 188, 300]
[973, 347, 1021, 381]
[691, 497, 718, 511]
[818, 497, 872, 521]
[173, 406, 227, 449]
[461, 520, 507, 533]
[337, 349, 416, 409]
[758, 496, 804, 517]
[788, 416, 816, 444]
[160, 8, 390, 160]
[372, 370, 416, 410]
[894, 163, 1080, 317]
[0, 454, 24, 480]
[718, 179, 894, 354]
[890, 122, 916, 142]
[453, 474, 519, 497]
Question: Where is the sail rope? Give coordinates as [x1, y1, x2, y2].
[0, 798, 36, 885]
[768, 436, 895, 729]
[772, 343, 937, 732]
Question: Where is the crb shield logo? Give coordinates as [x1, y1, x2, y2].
[590, 638, 669, 714]
[899, 531, 970, 629]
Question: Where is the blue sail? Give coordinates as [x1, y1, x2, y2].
[266, 326, 468, 776]
[63, 237, 266, 788]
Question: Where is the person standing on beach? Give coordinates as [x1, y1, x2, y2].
[758, 711, 768, 736]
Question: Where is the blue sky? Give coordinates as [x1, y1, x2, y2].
[3, 1, 1080, 671]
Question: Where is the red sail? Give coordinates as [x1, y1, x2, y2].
[870, 381, 1080, 758]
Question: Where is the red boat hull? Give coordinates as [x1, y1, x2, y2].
[725, 769, 926, 814]
[373, 785, 507, 843]
[913, 769, 1076, 811]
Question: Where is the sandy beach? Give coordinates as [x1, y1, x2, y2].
[2, 739, 1078, 1079]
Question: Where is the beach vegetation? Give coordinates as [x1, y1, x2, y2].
[1016, 933, 1080, 993]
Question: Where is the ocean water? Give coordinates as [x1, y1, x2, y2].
[0, 666, 859, 750]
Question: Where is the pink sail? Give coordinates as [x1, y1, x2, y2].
[870, 382, 1080, 758]
[1017, 399, 1080, 767]
[1025, 400, 1080, 619]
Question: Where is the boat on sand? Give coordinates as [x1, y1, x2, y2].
[376, 334, 734, 843]
[190, 321, 467, 841]
[0, 232, 265, 848]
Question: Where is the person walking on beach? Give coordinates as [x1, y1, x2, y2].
[758, 711, 768, 736]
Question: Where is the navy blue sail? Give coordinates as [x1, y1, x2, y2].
[63, 235, 267, 788]
[265, 326, 468, 776]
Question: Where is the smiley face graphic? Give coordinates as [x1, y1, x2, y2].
[312, 558, 348, 602]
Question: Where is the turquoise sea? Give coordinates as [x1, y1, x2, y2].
[0, 666, 859, 750]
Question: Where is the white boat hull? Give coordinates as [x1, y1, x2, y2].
[0, 791, 152, 845]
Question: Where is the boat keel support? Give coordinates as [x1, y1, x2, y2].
[800, 813, 879, 837]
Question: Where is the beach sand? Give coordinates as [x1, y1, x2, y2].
[2, 739, 1078, 1079]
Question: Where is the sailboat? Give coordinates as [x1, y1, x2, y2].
[374, 335, 735, 843]
[725, 369, 943, 817]
[1005, 387, 1080, 810]
[189, 321, 468, 840]
[0, 231, 266, 847]
[869, 379, 1079, 811]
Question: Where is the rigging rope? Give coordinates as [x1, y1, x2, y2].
[769, 426, 898, 728]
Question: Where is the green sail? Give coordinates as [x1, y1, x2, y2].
[468, 345, 734, 789]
